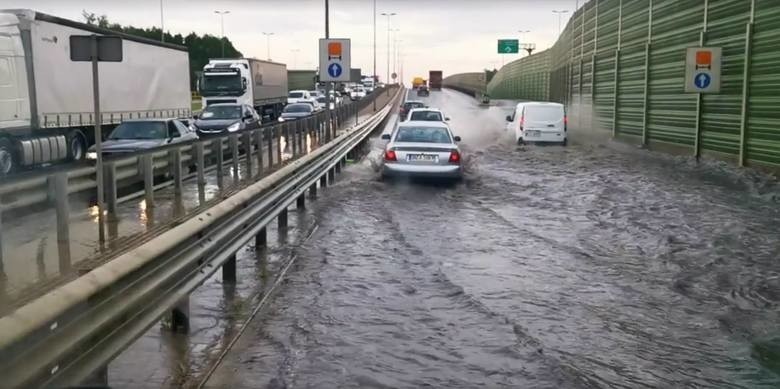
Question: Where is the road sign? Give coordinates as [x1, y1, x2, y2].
[497, 39, 519, 54]
[684, 47, 721, 93]
[319, 38, 351, 82]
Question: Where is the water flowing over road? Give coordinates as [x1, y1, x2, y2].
[115, 89, 780, 389]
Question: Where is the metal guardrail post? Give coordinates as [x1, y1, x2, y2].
[242, 131, 253, 179]
[335, 159, 341, 173]
[296, 194, 305, 209]
[255, 227, 267, 249]
[0, 204, 4, 274]
[320, 173, 327, 188]
[267, 127, 274, 168]
[738, 21, 754, 167]
[214, 138, 224, 188]
[278, 207, 288, 229]
[172, 149, 183, 195]
[195, 142, 205, 187]
[105, 162, 118, 218]
[276, 125, 282, 165]
[290, 122, 297, 157]
[328, 167, 335, 183]
[161, 296, 190, 333]
[641, 42, 651, 146]
[223, 253, 236, 283]
[255, 130, 264, 177]
[143, 154, 155, 207]
[309, 182, 317, 198]
[229, 134, 239, 181]
[53, 173, 71, 272]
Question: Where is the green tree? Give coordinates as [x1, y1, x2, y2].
[82, 12, 242, 90]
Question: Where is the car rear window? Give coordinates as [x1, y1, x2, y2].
[525, 105, 564, 122]
[109, 122, 167, 140]
[395, 127, 452, 143]
[409, 111, 443, 121]
[284, 104, 312, 113]
[288, 92, 304, 98]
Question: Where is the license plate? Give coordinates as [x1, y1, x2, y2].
[407, 154, 438, 162]
[526, 130, 541, 137]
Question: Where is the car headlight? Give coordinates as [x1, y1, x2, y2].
[86, 151, 97, 160]
[227, 122, 241, 132]
[278, 117, 285, 122]
[189, 123, 198, 132]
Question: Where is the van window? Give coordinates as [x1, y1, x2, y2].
[525, 105, 563, 122]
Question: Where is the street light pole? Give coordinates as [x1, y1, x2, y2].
[262, 32, 274, 60]
[380, 12, 396, 91]
[214, 10, 230, 57]
[552, 10, 568, 36]
[391, 28, 400, 81]
[372, 0, 377, 111]
[160, 0, 164, 42]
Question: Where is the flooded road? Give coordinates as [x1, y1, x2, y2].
[123, 89, 780, 388]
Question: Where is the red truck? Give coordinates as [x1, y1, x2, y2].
[428, 70, 443, 91]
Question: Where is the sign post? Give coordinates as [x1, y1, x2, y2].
[70, 35, 123, 245]
[320, 38, 351, 140]
[684, 47, 722, 93]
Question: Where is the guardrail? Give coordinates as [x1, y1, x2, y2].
[0, 86, 400, 388]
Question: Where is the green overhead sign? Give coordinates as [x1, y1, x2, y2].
[497, 39, 519, 54]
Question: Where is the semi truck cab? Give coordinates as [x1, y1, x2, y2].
[199, 60, 251, 107]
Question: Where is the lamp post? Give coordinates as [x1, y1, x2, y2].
[380, 12, 396, 90]
[160, 0, 165, 42]
[391, 28, 400, 81]
[214, 10, 230, 57]
[552, 10, 569, 35]
[262, 32, 274, 60]
[373, 0, 377, 110]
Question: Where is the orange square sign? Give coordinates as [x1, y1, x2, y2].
[328, 42, 342, 58]
[696, 51, 712, 66]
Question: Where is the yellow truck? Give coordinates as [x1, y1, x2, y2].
[412, 77, 426, 89]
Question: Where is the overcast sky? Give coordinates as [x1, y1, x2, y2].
[13, 0, 578, 83]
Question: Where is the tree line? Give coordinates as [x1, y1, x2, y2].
[82, 11, 243, 90]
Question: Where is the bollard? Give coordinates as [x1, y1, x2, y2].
[243, 131, 253, 179]
[214, 138, 224, 187]
[105, 162, 118, 219]
[223, 253, 237, 283]
[171, 149, 183, 195]
[296, 194, 305, 209]
[161, 295, 190, 333]
[230, 134, 239, 181]
[278, 207, 288, 229]
[142, 154, 155, 208]
[255, 227, 267, 249]
[267, 127, 275, 168]
[255, 130, 264, 177]
[54, 173, 71, 271]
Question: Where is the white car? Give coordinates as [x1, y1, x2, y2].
[381, 121, 463, 181]
[505, 102, 567, 145]
[288, 90, 312, 104]
[405, 108, 450, 123]
[351, 87, 367, 100]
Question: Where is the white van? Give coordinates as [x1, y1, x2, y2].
[505, 102, 567, 145]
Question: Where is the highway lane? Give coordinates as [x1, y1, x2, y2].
[120, 88, 779, 388]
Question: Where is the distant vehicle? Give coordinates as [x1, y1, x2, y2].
[506, 102, 567, 146]
[0, 9, 191, 175]
[316, 96, 335, 110]
[362, 77, 376, 92]
[407, 108, 449, 123]
[412, 77, 426, 89]
[351, 86, 367, 100]
[399, 100, 427, 121]
[428, 71, 443, 90]
[86, 119, 197, 159]
[417, 85, 430, 97]
[309, 90, 323, 99]
[278, 103, 315, 122]
[191, 103, 261, 137]
[199, 58, 287, 121]
[287, 90, 313, 105]
[381, 121, 463, 180]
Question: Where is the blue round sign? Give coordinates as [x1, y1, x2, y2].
[327, 63, 343, 78]
[694, 73, 711, 89]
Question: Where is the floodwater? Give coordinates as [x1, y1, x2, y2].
[117, 89, 780, 388]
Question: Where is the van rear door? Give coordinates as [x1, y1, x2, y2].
[524, 105, 564, 134]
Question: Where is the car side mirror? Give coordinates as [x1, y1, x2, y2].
[506, 115, 513, 122]
[453, 136, 461, 142]
[445, 117, 451, 121]
[381, 134, 391, 140]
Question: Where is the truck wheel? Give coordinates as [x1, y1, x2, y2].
[68, 130, 87, 161]
[0, 138, 14, 176]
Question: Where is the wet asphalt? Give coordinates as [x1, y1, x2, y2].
[115, 89, 780, 388]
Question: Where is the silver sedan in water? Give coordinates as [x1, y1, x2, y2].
[381, 121, 463, 180]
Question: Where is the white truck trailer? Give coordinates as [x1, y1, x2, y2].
[0, 9, 191, 175]
[199, 58, 287, 121]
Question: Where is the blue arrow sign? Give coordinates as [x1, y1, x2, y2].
[694, 72, 711, 89]
[327, 63, 343, 78]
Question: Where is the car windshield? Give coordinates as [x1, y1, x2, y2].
[525, 105, 564, 121]
[395, 126, 451, 143]
[409, 111, 443, 121]
[200, 106, 242, 120]
[109, 121, 167, 140]
[200, 74, 242, 93]
[284, 104, 312, 113]
[288, 92, 304, 98]
[317, 97, 327, 103]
